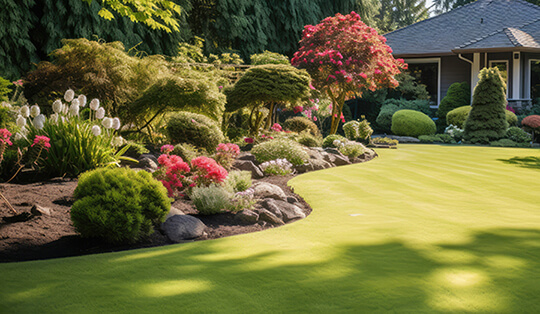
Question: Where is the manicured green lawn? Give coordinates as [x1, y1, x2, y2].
[2, 145, 540, 312]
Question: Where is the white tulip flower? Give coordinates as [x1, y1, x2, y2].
[102, 117, 113, 129]
[96, 107, 105, 119]
[112, 117, 121, 130]
[92, 125, 101, 136]
[89, 98, 100, 110]
[52, 100, 63, 113]
[71, 99, 80, 107]
[64, 89, 75, 102]
[16, 115, 26, 128]
[50, 113, 59, 124]
[78, 95, 87, 107]
[112, 136, 124, 147]
[34, 119, 44, 130]
[30, 105, 40, 118]
[20, 105, 30, 118]
[69, 102, 80, 116]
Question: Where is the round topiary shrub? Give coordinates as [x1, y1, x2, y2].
[446, 106, 471, 128]
[322, 134, 348, 148]
[506, 127, 531, 143]
[251, 139, 308, 166]
[437, 82, 470, 121]
[376, 104, 399, 133]
[391, 110, 436, 137]
[71, 167, 171, 244]
[283, 116, 320, 136]
[166, 111, 225, 152]
[506, 110, 518, 127]
[343, 119, 373, 141]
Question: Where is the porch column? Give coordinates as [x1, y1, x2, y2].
[512, 52, 521, 99]
[471, 53, 481, 103]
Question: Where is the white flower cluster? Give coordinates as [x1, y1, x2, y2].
[444, 124, 464, 140]
[16, 89, 122, 138]
[259, 158, 293, 176]
[333, 139, 346, 148]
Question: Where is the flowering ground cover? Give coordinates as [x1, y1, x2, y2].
[1, 145, 540, 312]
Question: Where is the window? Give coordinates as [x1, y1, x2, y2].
[489, 60, 508, 94]
[404, 58, 440, 106]
[531, 60, 540, 102]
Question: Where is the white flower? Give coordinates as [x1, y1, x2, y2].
[92, 125, 101, 136]
[20, 105, 30, 118]
[33, 119, 44, 130]
[78, 95, 87, 107]
[112, 136, 124, 147]
[14, 132, 24, 141]
[52, 100, 63, 113]
[62, 103, 69, 115]
[30, 105, 40, 118]
[112, 117, 121, 130]
[69, 102, 80, 116]
[102, 117, 113, 129]
[96, 107, 105, 119]
[35, 114, 46, 124]
[64, 89, 75, 102]
[50, 113, 59, 124]
[89, 98, 100, 110]
[71, 99, 80, 107]
[0, 101, 11, 108]
[16, 115, 26, 128]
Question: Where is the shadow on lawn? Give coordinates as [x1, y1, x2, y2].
[498, 156, 540, 170]
[3, 228, 540, 312]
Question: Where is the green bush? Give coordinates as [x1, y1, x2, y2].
[190, 184, 232, 215]
[339, 141, 366, 159]
[251, 139, 308, 166]
[376, 104, 399, 133]
[437, 82, 470, 122]
[464, 67, 508, 144]
[343, 118, 373, 141]
[372, 137, 398, 145]
[446, 106, 471, 128]
[250, 51, 289, 65]
[490, 139, 520, 147]
[322, 134, 348, 148]
[225, 170, 252, 193]
[166, 111, 224, 152]
[71, 167, 170, 244]
[505, 127, 531, 143]
[0, 77, 12, 101]
[296, 131, 322, 147]
[391, 110, 436, 137]
[284, 116, 320, 136]
[506, 110, 518, 127]
[172, 143, 201, 163]
[418, 134, 455, 144]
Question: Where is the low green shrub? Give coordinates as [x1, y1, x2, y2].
[250, 51, 289, 65]
[391, 110, 436, 137]
[296, 131, 322, 147]
[505, 127, 531, 143]
[418, 134, 456, 144]
[284, 116, 320, 136]
[372, 137, 398, 145]
[71, 167, 170, 244]
[166, 111, 224, 152]
[447, 106, 516, 129]
[172, 143, 201, 162]
[225, 170, 252, 193]
[343, 118, 373, 141]
[437, 82, 470, 122]
[490, 139, 519, 147]
[506, 110, 518, 127]
[376, 104, 399, 133]
[339, 141, 366, 159]
[190, 184, 232, 215]
[251, 139, 308, 166]
[322, 134, 348, 148]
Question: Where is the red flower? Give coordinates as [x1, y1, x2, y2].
[244, 137, 254, 144]
[0, 129, 12, 146]
[31, 135, 51, 150]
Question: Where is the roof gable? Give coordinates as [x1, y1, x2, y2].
[385, 0, 540, 56]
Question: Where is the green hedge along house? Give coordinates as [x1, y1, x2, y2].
[385, 0, 540, 109]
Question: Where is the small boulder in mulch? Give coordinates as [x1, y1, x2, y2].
[233, 160, 264, 179]
[252, 182, 287, 201]
[162, 215, 206, 242]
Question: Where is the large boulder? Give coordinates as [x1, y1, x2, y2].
[233, 160, 264, 179]
[237, 152, 257, 163]
[254, 207, 284, 226]
[235, 209, 259, 224]
[261, 199, 305, 222]
[252, 182, 287, 201]
[162, 215, 206, 242]
[164, 206, 185, 220]
[323, 148, 351, 166]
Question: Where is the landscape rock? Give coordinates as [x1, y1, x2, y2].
[287, 196, 298, 204]
[255, 208, 284, 226]
[260, 199, 283, 219]
[235, 209, 259, 224]
[253, 182, 287, 201]
[323, 148, 351, 166]
[138, 157, 158, 172]
[385, 135, 420, 143]
[165, 206, 185, 220]
[261, 199, 305, 222]
[31, 204, 51, 216]
[233, 160, 264, 179]
[237, 152, 257, 163]
[140, 153, 158, 163]
[162, 215, 206, 242]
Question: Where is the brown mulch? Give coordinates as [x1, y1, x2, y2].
[0, 174, 310, 263]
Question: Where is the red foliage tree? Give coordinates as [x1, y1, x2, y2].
[291, 11, 407, 134]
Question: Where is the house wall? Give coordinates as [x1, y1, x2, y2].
[440, 55, 471, 102]
[522, 52, 540, 101]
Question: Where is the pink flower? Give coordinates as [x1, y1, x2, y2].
[374, 69, 382, 75]
[191, 119, 196, 123]
[161, 144, 174, 154]
[12, 79, 23, 86]
[31, 135, 51, 150]
[293, 106, 304, 114]
[271, 123, 283, 132]
[244, 137, 254, 144]
[0, 129, 12, 146]
[360, 73, 367, 79]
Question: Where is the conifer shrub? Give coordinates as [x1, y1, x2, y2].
[437, 82, 470, 123]
[464, 67, 508, 144]
[166, 111, 225, 152]
[250, 51, 290, 65]
[284, 116, 320, 136]
[172, 143, 201, 163]
[391, 110, 436, 137]
[342, 118, 373, 141]
[505, 127, 531, 143]
[322, 134, 348, 148]
[296, 131, 322, 147]
[190, 184, 233, 215]
[251, 139, 308, 166]
[71, 167, 170, 244]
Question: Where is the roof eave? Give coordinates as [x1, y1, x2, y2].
[392, 52, 456, 58]
[452, 47, 540, 54]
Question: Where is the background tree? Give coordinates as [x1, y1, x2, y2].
[292, 11, 406, 134]
[432, 0, 540, 14]
[376, 0, 429, 33]
[225, 64, 311, 133]
[464, 67, 508, 144]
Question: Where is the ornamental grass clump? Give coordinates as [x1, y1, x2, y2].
[71, 167, 170, 244]
[251, 139, 308, 166]
[259, 159, 294, 176]
[16, 89, 129, 177]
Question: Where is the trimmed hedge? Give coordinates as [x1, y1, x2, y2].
[284, 116, 320, 136]
[391, 110, 436, 137]
[167, 111, 225, 152]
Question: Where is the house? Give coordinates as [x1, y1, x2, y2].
[384, 0, 540, 108]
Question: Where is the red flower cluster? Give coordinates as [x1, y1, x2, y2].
[156, 154, 191, 197]
[161, 144, 174, 154]
[271, 123, 283, 132]
[244, 137, 254, 144]
[0, 129, 12, 146]
[191, 156, 228, 187]
[31, 135, 51, 150]
[214, 143, 240, 169]
[293, 106, 304, 114]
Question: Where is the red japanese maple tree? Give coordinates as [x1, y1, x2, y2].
[292, 11, 407, 134]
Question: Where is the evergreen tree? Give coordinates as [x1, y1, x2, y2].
[0, 0, 39, 79]
[376, 0, 429, 33]
[464, 67, 508, 144]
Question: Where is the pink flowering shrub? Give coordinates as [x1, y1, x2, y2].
[0, 129, 12, 164]
[154, 154, 191, 197]
[271, 123, 283, 132]
[213, 143, 240, 169]
[31, 135, 51, 150]
[190, 156, 228, 187]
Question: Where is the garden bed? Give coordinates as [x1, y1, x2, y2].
[0, 174, 309, 263]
